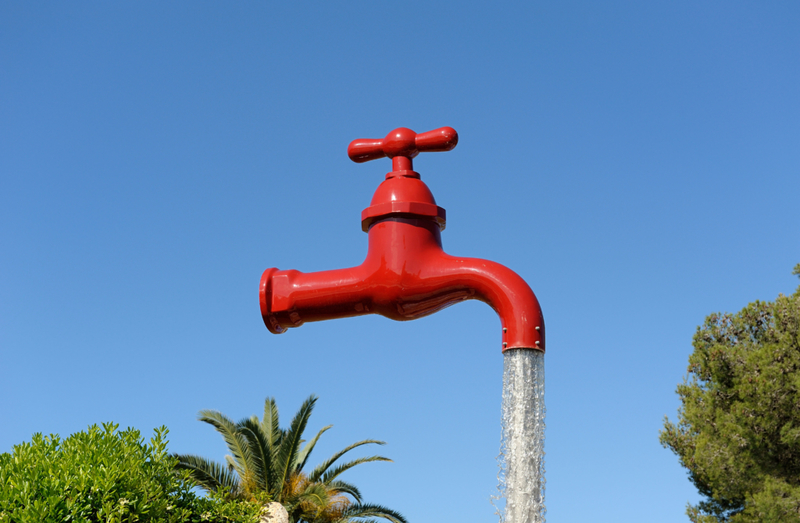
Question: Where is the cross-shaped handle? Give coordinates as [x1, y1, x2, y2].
[348, 127, 458, 172]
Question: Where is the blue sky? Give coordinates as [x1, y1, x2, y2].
[1, 2, 799, 521]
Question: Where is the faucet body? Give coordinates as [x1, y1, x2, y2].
[260, 127, 544, 352]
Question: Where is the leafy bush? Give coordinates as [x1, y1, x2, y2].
[0, 422, 261, 523]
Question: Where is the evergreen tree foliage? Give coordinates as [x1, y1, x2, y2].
[174, 395, 406, 523]
[661, 264, 800, 522]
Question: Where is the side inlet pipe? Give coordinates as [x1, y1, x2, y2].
[260, 127, 544, 352]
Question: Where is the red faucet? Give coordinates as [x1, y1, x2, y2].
[260, 127, 544, 352]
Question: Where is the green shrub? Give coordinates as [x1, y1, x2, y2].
[0, 422, 260, 523]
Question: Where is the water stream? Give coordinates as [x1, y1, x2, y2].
[496, 349, 546, 523]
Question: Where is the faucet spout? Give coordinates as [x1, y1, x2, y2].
[260, 216, 544, 352]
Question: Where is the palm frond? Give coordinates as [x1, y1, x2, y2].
[337, 503, 407, 523]
[238, 415, 277, 494]
[284, 476, 330, 521]
[308, 440, 386, 482]
[321, 456, 392, 485]
[295, 481, 329, 506]
[275, 395, 317, 496]
[263, 396, 282, 448]
[295, 424, 332, 472]
[172, 453, 240, 496]
[326, 479, 362, 503]
[198, 409, 255, 480]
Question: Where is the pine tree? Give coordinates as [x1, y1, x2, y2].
[661, 265, 800, 522]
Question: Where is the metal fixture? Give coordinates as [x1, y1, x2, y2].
[260, 127, 544, 352]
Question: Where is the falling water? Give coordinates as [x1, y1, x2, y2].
[495, 349, 546, 523]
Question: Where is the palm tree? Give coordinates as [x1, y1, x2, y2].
[174, 395, 407, 523]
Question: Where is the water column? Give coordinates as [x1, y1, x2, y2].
[497, 349, 546, 523]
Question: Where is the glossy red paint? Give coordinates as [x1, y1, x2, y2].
[260, 127, 544, 352]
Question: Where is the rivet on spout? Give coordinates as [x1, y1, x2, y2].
[535, 326, 540, 331]
[535, 340, 540, 346]
[503, 328, 507, 333]
[503, 342, 508, 348]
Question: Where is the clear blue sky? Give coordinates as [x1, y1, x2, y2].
[1, 2, 799, 522]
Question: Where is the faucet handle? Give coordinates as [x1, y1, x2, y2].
[348, 127, 458, 172]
